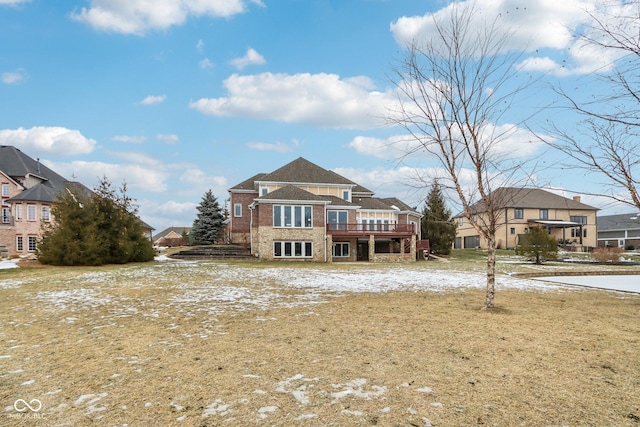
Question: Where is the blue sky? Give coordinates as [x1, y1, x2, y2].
[0, 0, 635, 232]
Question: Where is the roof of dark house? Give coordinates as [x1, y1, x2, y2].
[597, 213, 640, 231]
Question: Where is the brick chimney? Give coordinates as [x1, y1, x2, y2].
[573, 196, 581, 203]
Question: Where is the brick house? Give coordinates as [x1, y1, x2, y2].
[0, 145, 153, 257]
[453, 187, 598, 251]
[228, 158, 422, 262]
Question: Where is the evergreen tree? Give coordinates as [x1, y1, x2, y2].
[516, 226, 558, 265]
[38, 178, 155, 266]
[191, 190, 225, 245]
[421, 181, 457, 255]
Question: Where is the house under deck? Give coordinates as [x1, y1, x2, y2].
[326, 223, 417, 262]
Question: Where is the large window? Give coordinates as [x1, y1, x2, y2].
[273, 241, 313, 258]
[274, 205, 312, 228]
[1, 184, 9, 197]
[333, 242, 349, 257]
[328, 210, 348, 230]
[514, 208, 524, 219]
[570, 216, 587, 224]
[539, 209, 548, 220]
[16, 236, 23, 252]
[15, 204, 22, 220]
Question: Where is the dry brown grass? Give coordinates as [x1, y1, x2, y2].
[1, 261, 639, 426]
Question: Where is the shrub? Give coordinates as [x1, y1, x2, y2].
[592, 247, 624, 263]
[516, 227, 558, 264]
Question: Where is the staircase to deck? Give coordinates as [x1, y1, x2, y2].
[169, 245, 254, 261]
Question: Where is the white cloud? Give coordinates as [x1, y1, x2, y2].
[390, 0, 592, 52]
[199, 58, 214, 69]
[229, 48, 266, 70]
[44, 160, 169, 192]
[348, 135, 424, 160]
[349, 125, 545, 162]
[112, 135, 147, 143]
[389, 0, 635, 77]
[157, 133, 179, 144]
[190, 72, 399, 129]
[179, 168, 228, 197]
[0, 0, 30, 5]
[2, 69, 26, 84]
[70, 0, 252, 35]
[0, 126, 96, 156]
[139, 94, 166, 105]
[246, 141, 294, 153]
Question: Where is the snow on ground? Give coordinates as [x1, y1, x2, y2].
[0, 258, 18, 270]
[16, 259, 571, 317]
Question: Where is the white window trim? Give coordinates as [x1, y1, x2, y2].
[273, 241, 313, 258]
[28, 236, 37, 252]
[333, 242, 350, 258]
[234, 203, 242, 217]
[273, 205, 313, 228]
[27, 204, 36, 221]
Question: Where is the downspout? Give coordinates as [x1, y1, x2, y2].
[324, 202, 328, 263]
[249, 202, 255, 256]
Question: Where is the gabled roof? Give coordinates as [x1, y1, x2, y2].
[257, 185, 330, 203]
[354, 196, 399, 211]
[0, 146, 68, 187]
[153, 226, 191, 241]
[597, 213, 640, 231]
[0, 145, 73, 203]
[461, 187, 597, 215]
[228, 158, 375, 194]
[229, 173, 267, 191]
[258, 157, 356, 186]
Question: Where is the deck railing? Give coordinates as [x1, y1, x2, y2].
[326, 223, 415, 235]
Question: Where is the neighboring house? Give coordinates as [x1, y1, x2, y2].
[228, 158, 422, 262]
[596, 213, 640, 249]
[453, 187, 598, 251]
[0, 145, 154, 257]
[153, 227, 191, 247]
[0, 146, 83, 256]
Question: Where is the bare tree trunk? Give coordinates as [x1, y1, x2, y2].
[484, 236, 496, 309]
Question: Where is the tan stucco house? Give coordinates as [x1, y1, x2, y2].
[228, 158, 422, 262]
[453, 187, 598, 251]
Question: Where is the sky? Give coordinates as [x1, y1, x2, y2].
[1, 0, 637, 233]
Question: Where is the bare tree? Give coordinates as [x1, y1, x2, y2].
[549, 0, 640, 210]
[389, 3, 537, 309]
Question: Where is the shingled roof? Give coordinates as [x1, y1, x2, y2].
[0, 145, 73, 203]
[258, 157, 356, 186]
[258, 185, 330, 202]
[598, 213, 640, 231]
[461, 187, 598, 215]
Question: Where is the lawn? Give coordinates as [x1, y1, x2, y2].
[1, 255, 639, 426]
